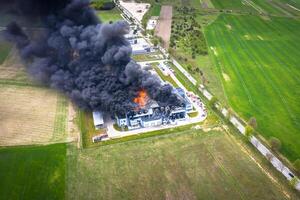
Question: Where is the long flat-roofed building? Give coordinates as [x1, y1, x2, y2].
[92, 111, 104, 129]
[115, 88, 192, 130]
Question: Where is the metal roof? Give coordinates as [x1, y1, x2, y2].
[92, 111, 104, 126]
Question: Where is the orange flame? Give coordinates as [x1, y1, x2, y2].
[133, 89, 149, 108]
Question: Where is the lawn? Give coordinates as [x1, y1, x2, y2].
[150, 4, 161, 16]
[152, 64, 179, 87]
[77, 110, 106, 148]
[97, 8, 123, 23]
[66, 130, 299, 199]
[204, 14, 300, 161]
[0, 144, 66, 200]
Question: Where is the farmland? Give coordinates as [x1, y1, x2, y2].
[0, 46, 69, 146]
[204, 14, 300, 161]
[0, 143, 66, 200]
[0, 41, 11, 64]
[210, 0, 300, 16]
[66, 130, 299, 200]
[0, 85, 69, 146]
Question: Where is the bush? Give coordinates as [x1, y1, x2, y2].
[269, 137, 281, 151]
[289, 177, 299, 188]
[248, 117, 257, 129]
[245, 125, 254, 138]
[208, 96, 218, 107]
[293, 159, 300, 173]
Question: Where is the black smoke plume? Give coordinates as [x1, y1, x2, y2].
[1, 0, 182, 115]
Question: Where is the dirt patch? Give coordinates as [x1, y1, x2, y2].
[244, 34, 251, 40]
[226, 24, 232, 30]
[155, 6, 173, 48]
[67, 102, 80, 147]
[222, 72, 230, 82]
[257, 35, 264, 40]
[210, 46, 218, 56]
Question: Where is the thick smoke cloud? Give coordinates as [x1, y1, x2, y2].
[1, 0, 182, 115]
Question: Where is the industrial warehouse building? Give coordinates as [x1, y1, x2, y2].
[129, 38, 153, 55]
[115, 88, 193, 130]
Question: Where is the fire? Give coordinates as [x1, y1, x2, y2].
[133, 89, 149, 108]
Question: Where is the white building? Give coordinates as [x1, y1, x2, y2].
[146, 19, 158, 30]
[92, 111, 104, 129]
[129, 38, 153, 55]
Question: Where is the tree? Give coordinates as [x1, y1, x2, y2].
[245, 125, 254, 138]
[227, 107, 234, 119]
[208, 96, 218, 107]
[266, 152, 274, 162]
[248, 117, 257, 129]
[293, 159, 300, 173]
[269, 137, 281, 151]
[290, 177, 299, 188]
[151, 37, 159, 47]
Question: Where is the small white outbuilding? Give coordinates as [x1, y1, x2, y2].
[92, 111, 104, 129]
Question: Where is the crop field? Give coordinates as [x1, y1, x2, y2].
[0, 85, 68, 146]
[204, 14, 300, 161]
[66, 130, 299, 200]
[0, 48, 31, 84]
[0, 46, 69, 146]
[210, 0, 300, 16]
[210, 0, 258, 12]
[97, 8, 123, 23]
[0, 144, 66, 200]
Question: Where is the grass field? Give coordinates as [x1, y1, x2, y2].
[77, 110, 106, 148]
[97, 8, 123, 23]
[210, 0, 299, 16]
[211, 0, 257, 12]
[0, 41, 11, 65]
[0, 144, 66, 200]
[67, 130, 299, 200]
[204, 14, 300, 161]
[150, 4, 161, 16]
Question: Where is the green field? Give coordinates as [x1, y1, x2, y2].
[210, 0, 257, 12]
[0, 144, 66, 200]
[150, 4, 161, 16]
[204, 14, 300, 161]
[210, 0, 299, 16]
[0, 42, 11, 65]
[77, 110, 106, 148]
[67, 130, 299, 200]
[97, 8, 123, 23]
